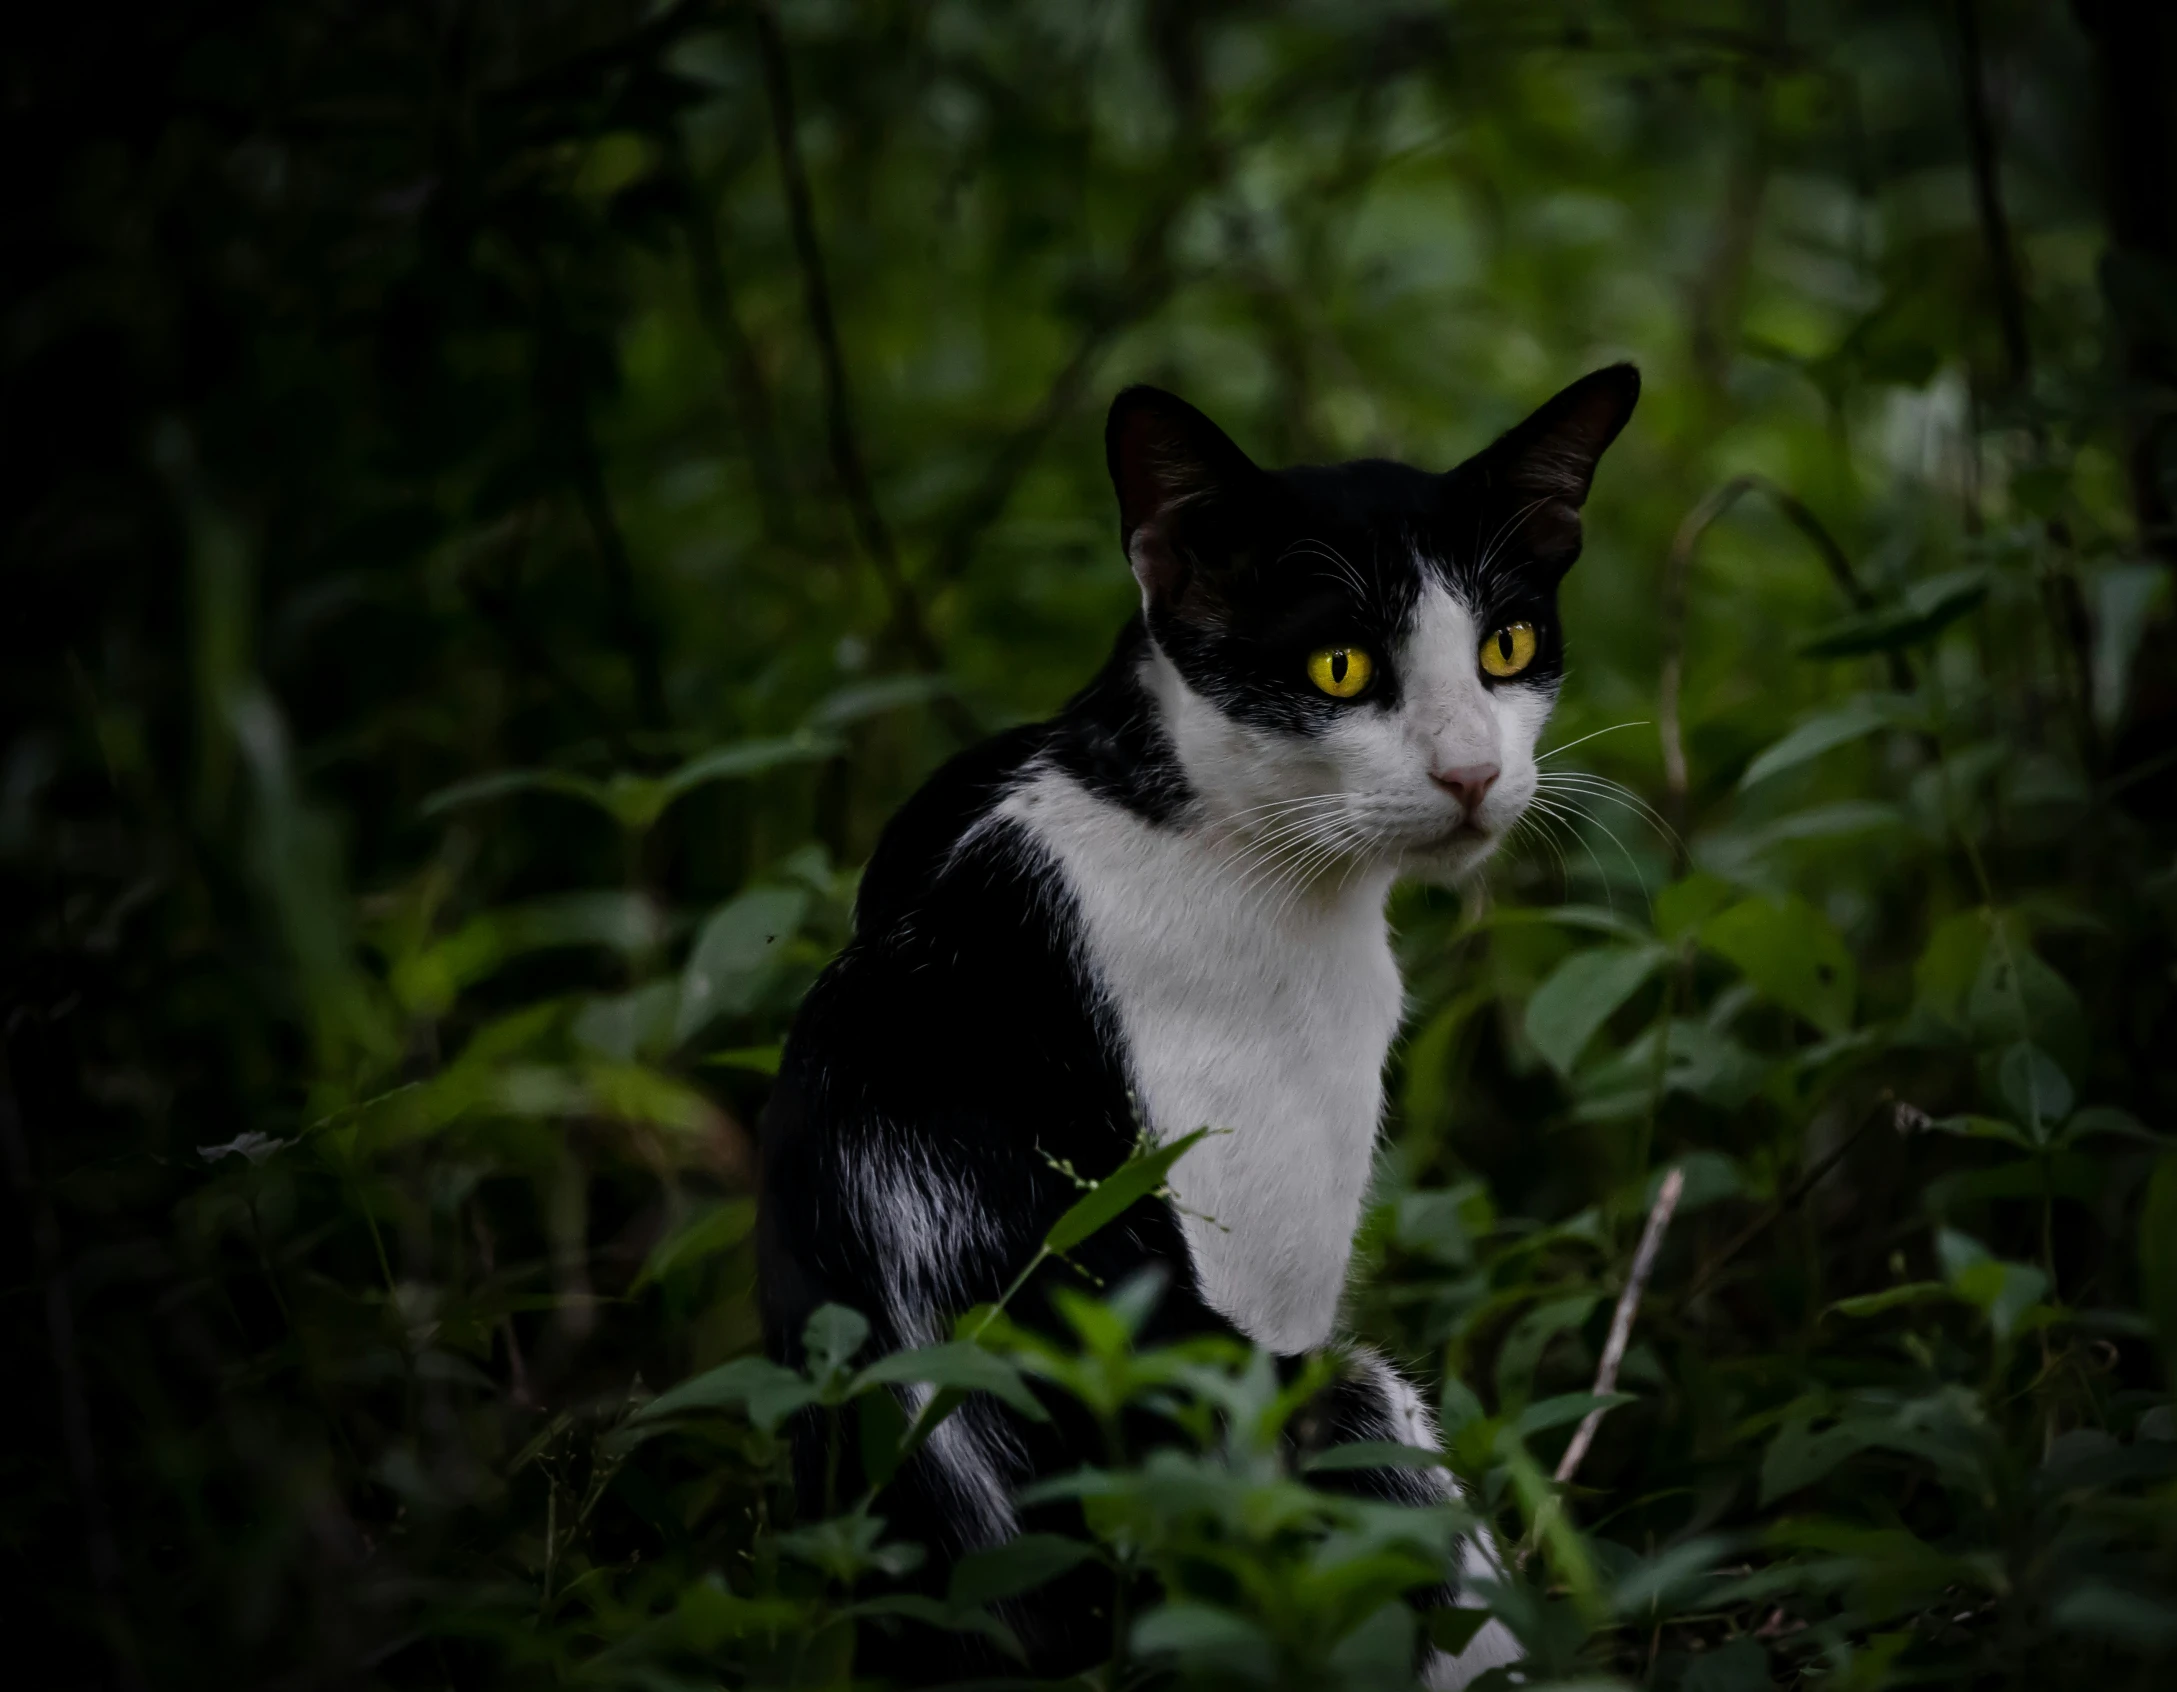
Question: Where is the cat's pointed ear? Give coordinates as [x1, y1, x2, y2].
[1106, 385, 1266, 608]
[1466, 363, 1640, 564]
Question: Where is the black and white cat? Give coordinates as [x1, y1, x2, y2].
[758, 365, 1639, 1684]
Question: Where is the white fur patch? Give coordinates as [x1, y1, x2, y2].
[1001, 766, 1401, 1353]
[1348, 1350, 1524, 1690]
[843, 1136, 1023, 1545]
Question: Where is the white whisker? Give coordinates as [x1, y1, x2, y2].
[1536, 721, 1649, 762]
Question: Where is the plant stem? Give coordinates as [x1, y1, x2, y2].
[1556, 1167, 1685, 1486]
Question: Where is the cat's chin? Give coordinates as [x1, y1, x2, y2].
[1398, 824, 1504, 886]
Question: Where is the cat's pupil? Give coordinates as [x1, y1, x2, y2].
[1331, 650, 1349, 683]
[1497, 628, 1514, 661]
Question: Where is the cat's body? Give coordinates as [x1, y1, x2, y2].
[758, 368, 1638, 1684]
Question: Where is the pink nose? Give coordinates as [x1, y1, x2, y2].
[1432, 762, 1500, 810]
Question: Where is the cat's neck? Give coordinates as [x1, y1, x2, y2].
[1043, 619, 1398, 917]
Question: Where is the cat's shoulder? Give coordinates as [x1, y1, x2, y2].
[851, 720, 1053, 934]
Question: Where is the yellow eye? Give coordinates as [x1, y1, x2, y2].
[1480, 621, 1538, 678]
[1306, 646, 1374, 699]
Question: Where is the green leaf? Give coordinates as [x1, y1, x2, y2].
[1996, 1041, 2073, 1137]
[1739, 694, 1920, 789]
[1940, 1229, 2050, 1340]
[1923, 1113, 2036, 1149]
[2050, 1583, 2177, 1650]
[1516, 1390, 1636, 1437]
[1130, 1602, 1277, 1669]
[846, 1592, 1020, 1658]
[1425, 1607, 1494, 1655]
[1392, 1187, 1480, 1267]
[572, 980, 679, 1061]
[1797, 568, 1989, 658]
[1825, 1281, 1951, 1319]
[804, 675, 952, 730]
[1612, 1533, 1738, 1617]
[675, 886, 811, 1043]
[660, 733, 843, 798]
[632, 1198, 756, 1291]
[1966, 939, 2088, 1075]
[1523, 944, 1667, 1074]
[633, 1356, 816, 1431]
[1651, 872, 1736, 943]
[803, 1304, 870, 1378]
[1913, 909, 1992, 1034]
[420, 767, 611, 818]
[1760, 1413, 1889, 1503]
[2058, 1105, 2160, 1146]
[699, 1043, 783, 1075]
[856, 1380, 911, 1489]
[948, 1533, 1099, 1608]
[1700, 896, 1855, 1035]
[853, 1341, 1049, 1421]
[1681, 1636, 1773, 1692]
[1495, 1293, 1600, 1411]
[1041, 1127, 1215, 1255]
[1440, 1375, 1486, 1437]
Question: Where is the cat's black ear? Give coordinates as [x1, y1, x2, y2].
[1467, 363, 1640, 564]
[1106, 385, 1266, 608]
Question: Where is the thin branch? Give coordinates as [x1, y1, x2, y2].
[752, 1, 973, 741]
[668, 131, 796, 547]
[1682, 1095, 1905, 1307]
[1555, 1166, 1685, 1486]
[459, 510, 636, 764]
[526, 251, 668, 733]
[1952, 0, 2032, 393]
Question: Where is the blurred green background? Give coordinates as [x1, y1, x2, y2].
[6, 1, 2176, 1687]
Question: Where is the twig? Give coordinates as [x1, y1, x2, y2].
[1681, 1095, 1900, 1306]
[752, 2, 973, 741]
[1555, 1167, 1685, 1485]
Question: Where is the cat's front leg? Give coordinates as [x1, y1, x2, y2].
[1298, 1346, 1525, 1691]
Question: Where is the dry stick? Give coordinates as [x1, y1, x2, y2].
[1554, 1166, 1686, 1486]
[1657, 473, 1910, 850]
[751, 3, 976, 742]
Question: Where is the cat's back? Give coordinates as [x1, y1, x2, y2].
[758, 720, 1142, 1351]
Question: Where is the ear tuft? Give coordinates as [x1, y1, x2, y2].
[1489, 363, 1640, 507]
[1104, 386, 1264, 606]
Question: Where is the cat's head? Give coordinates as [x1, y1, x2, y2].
[1105, 366, 1638, 885]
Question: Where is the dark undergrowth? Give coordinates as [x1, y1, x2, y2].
[6, 2, 2175, 1687]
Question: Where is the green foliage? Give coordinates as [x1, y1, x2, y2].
[6, 2, 2176, 1690]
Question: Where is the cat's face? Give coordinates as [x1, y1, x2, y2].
[1107, 367, 1638, 886]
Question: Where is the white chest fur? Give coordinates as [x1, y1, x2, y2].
[997, 766, 1404, 1353]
